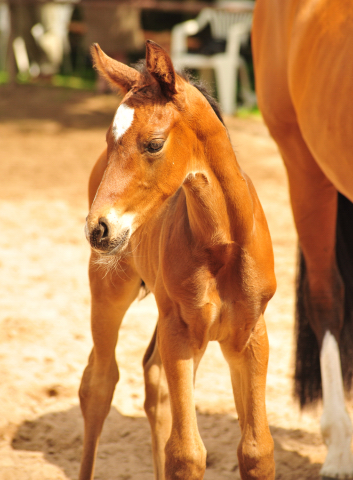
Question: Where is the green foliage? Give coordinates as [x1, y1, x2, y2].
[51, 74, 95, 90]
[236, 106, 261, 119]
[0, 71, 9, 84]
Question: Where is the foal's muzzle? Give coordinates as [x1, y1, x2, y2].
[86, 216, 130, 255]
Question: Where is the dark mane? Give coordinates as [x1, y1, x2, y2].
[179, 70, 224, 125]
[133, 60, 224, 125]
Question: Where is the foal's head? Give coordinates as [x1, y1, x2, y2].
[86, 41, 225, 256]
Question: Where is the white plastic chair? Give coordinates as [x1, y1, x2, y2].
[171, 1, 255, 114]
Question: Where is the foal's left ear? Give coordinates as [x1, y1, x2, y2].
[145, 40, 177, 97]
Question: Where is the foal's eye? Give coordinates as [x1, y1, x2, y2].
[146, 139, 164, 153]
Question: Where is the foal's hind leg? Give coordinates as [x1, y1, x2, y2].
[220, 315, 275, 480]
[78, 255, 141, 480]
[268, 121, 353, 478]
[143, 325, 171, 480]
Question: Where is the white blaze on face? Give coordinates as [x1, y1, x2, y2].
[112, 103, 135, 141]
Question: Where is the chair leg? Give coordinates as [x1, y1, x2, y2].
[238, 57, 257, 108]
[199, 67, 215, 94]
[214, 61, 237, 115]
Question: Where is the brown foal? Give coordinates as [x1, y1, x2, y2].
[79, 40, 276, 480]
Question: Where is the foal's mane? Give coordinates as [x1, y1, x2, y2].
[133, 60, 224, 125]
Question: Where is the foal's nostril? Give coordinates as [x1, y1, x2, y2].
[98, 218, 110, 241]
[89, 217, 111, 248]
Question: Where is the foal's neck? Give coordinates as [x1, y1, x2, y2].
[182, 127, 255, 252]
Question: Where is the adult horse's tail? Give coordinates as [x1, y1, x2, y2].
[294, 192, 353, 407]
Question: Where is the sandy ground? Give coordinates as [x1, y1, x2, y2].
[0, 84, 349, 479]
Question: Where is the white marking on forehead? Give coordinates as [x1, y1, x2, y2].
[112, 104, 135, 141]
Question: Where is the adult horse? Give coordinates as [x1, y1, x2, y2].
[253, 1, 353, 478]
[79, 41, 276, 480]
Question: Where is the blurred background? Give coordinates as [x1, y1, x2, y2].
[0, 0, 256, 114]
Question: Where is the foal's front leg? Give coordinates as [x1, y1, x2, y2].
[221, 315, 275, 480]
[157, 311, 208, 480]
[78, 255, 141, 480]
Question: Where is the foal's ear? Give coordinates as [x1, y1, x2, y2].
[145, 40, 177, 97]
[91, 43, 140, 94]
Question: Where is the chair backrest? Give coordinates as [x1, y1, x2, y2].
[170, 2, 254, 58]
[201, 8, 253, 40]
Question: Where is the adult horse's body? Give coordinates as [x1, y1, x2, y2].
[79, 41, 276, 480]
[253, 1, 353, 477]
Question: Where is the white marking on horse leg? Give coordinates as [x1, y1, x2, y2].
[112, 104, 134, 141]
[320, 330, 353, 478]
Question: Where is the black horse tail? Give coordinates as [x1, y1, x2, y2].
[139, 279, 150, 300]
[294, 192, 353, 408]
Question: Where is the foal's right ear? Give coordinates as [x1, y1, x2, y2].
[145, 40, 177, 97]
[91, 43, 141, 94]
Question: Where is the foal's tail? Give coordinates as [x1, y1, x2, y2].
[294, 192, 353, 407]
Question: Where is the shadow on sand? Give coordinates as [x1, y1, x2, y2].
[0, 84, 119, 130]
[11, 404, 322, 479]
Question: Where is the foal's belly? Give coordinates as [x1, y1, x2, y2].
[288, 0, 353, 200]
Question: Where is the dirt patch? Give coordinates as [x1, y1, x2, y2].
[0, 84, 345, 479]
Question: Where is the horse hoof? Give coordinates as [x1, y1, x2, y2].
[321, 473, 353, 479]
[322, 477, 353, 480]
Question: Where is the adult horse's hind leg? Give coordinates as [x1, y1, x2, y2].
[220, 315, 275, 480]
[320, 330, 353, 479]
[267, 119, 353, 478]
[79, 255, 141, 480]
[143, 324, 171, 480]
